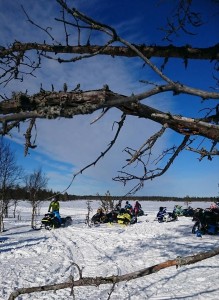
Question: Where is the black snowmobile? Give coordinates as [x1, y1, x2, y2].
[136, 208, 144, 216]
[41, 212, 72, 229]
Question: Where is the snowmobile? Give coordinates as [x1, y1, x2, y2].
[91, 208, 107, 224]
[41, 212, 72, 229]
[117, 208, 137, 225]
[192, 208, 219, 235]
[163, 211, 178, 222]
[136, 208, 144, 216]
[91, 210, 118, 225]
[156, 207, 178, 223]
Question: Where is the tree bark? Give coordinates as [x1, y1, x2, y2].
[1, 42, 219, 60]
[1, 89, 219, 141]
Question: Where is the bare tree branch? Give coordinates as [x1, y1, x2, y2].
[0, 0, 218, 191]
[1, 88, 219, 141]
[24, 118, 37, 156]
[114, 136, 191, 195]
[1, 43, 218, 61]
[55, 113, 126, 196]
[159, 0, 203, 42]
[186, 146, 219, 160]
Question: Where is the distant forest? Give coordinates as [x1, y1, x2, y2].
[72, 195, 218, 202]
[3, 186, 218, 202]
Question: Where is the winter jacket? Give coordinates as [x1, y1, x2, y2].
[157, 207, 167, 221]
[48, 200, 60, 212]
[125, 203, 132, 210]
[134, 202, 141, 214]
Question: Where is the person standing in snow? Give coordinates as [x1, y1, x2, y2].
[124, 201, 132, 210]
[115, 200, 122, 212]
[134, 201, 142, 216]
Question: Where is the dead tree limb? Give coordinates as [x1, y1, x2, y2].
[55, 113, 126, 194]
[0, 0, 219, 189]
[114, 135, 191, 195]
[186, 146, 219, 160]
[8, 246, 219, 300]
[1, 88, 219, 141]
[1, 42, 218, 60]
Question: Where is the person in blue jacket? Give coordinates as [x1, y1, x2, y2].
[124, 201, 132, 211]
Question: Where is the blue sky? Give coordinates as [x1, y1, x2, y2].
[0, 0, 218, 197]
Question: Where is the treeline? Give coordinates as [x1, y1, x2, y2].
[1, 187, 218, 202]
[1, 186, 68, 201]
[69, 194, 218, 202]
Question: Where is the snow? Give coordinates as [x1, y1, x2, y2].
[1, 200, 219, 300]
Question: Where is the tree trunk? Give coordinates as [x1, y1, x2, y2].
[4, 202, 9, 218]
[31, 203, 37, 228]
[0, 200, 4, 232]
[13, 201, 18, 218]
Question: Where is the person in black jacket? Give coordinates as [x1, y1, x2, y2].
[156, 207, 167, 222]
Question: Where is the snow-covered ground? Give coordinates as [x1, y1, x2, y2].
[0, 200, 219, 300]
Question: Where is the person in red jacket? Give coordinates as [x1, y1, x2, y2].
[134, 201, 141, 216]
